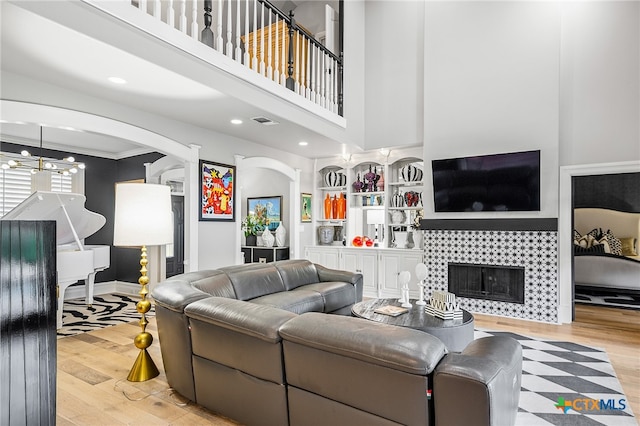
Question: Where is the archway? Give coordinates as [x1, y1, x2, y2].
[235, 155, 301, 264]
[1, 99, 201, 275]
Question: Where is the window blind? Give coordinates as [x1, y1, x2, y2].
[0, 167, 32, 217]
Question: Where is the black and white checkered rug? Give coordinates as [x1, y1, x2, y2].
[57, 293, 153, 338]
[476, 330, 636, 426]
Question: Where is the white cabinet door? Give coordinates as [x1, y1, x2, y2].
[378, 250, 423, 299]
[305, 247, 340, 269]
[360, 251, 378, 298]
[341, 248, 378, 299]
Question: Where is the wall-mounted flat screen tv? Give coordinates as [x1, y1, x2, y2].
[432, 150, 540, 212]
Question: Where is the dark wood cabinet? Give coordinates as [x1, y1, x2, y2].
[242, 246, 290, 263]
[1, 220, 57, 425]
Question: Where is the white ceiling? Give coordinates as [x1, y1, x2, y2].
[0, 1, 351, 160]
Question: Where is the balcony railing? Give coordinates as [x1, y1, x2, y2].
[131, 0, 343, 116]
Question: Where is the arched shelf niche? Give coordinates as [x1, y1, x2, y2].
[235, 155, 301, 263]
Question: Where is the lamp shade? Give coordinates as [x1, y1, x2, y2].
[366, 209, 385, 225]
[113, 183, 173, 247]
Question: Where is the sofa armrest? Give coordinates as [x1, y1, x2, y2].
[434, 336, 522, 426]
[152, 279, 212, 313]
[316, 264, 363, 301]
[185, 297, 297, 343]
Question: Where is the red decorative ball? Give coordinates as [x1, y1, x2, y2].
[352, 236, 363, 247]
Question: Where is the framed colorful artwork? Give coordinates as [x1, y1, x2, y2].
[247, 196, 282, 225]
[301, 193, 312, 222]
[199, 159, 235, 221]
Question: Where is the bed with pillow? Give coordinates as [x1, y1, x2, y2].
[573, 208, 640, 292]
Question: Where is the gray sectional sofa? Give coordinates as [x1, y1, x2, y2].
[151, 259, 522, 426]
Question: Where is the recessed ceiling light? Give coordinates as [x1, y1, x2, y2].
[230, 119, 243, 125]
[298, 141, 308, 146]
[108, 76, 127, 84]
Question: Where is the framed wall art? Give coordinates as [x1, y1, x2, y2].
[247, 196, 282, 225]
[301, 193, 312, 222]
[199, 159, 235, 221]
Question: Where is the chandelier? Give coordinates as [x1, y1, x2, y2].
[1, 126, 86, 175]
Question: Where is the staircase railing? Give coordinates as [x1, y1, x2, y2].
[131, 0, 343, 116]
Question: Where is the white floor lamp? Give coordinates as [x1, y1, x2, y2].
[114, 182, 173, 382]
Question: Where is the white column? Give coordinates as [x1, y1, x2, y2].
[234, 154, 246, 265]
[184, 144, 201, 272]
[291, 168, 301, 259]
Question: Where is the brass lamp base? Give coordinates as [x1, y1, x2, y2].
[127, 245, 160, 382]
[127, 348, 160, 382]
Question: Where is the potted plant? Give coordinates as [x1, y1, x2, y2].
[241, 213, 267, 246]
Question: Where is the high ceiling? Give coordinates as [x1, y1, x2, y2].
[0, 1, 351, 160]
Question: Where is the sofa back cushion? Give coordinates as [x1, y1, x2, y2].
[219, 263, 286, 300]
[152, 270, 235, 312]
[190, 271, 236, 299]
[275, 259, 320, 290]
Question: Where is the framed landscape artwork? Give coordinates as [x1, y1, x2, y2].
[247, 196, 282, 224]
[199, 159, 235, 221]
[301, 193, 312, 222]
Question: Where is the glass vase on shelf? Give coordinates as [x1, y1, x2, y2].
[324, 194, 331, 219]
[376, 168, 385, 191]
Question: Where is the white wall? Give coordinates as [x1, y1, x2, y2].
[423, 2, 561, 218]
[364, 1, 424, 151]
[341, 0, 366, 152]
[559, 1, 640, 166]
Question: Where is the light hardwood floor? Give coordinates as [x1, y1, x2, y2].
[56, 304, 640, 425]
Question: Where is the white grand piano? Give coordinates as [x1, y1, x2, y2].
[2, 191, 110, 328]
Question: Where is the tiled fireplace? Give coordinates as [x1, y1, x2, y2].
[420, 219, 558, 323]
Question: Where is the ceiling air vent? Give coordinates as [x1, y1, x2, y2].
[252, 116, 279, 126]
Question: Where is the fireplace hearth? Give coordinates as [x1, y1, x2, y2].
[448, 263, 525, 304]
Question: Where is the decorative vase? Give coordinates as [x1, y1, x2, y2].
[324, 171, 346, 187]
[394, 231, 408, 249]
[406, 231, 415, 249]
[262, 227, 275, 248]
[364, 165, 376, 192]
[336, 193, 347, 219]
[404, 191, 419, 207]
[413, 230, 423, 250]
[318, 226, 335, 245]
[352, 174, 364, 193]
[333, 226, 344, 244]
[331, 195, 338, 219]
[400, 164, 423, 182]
[245, 234, 257, 247]
[275, 222, 286, 247]
[376, 169, 385, 191]
[390, 210, 406, 224]
[324, 194, 331, 219]
[391, 191, 404, 208]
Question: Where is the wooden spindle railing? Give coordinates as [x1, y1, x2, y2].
[129, 0, 343, 116]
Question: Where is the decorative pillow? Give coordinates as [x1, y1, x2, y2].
[575, 234, 595, 248]
[586, 228, 602, 240]
[574, 244, 606, 254]
[573, 229, 582, 242]
[602, 229, 622, 256]
[594, 236, 611, 253]
[619, 237, 638, 256]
